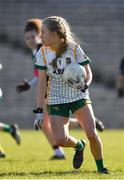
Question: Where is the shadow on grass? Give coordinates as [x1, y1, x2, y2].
[0, 170, 94, 177]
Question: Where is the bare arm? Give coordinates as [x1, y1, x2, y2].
[28, 76, 38, 87]
[37, 70, 47, 108]
[84, 64, 93, 87]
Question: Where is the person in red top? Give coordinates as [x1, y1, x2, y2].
[16, 19, 65, 160]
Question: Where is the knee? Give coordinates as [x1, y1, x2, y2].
[56, 137, 68, 147]
[86, 129, 99, 142]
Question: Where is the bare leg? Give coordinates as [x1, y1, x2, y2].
[50, 115, 87, 169]
[74, 104, 103, 160]
[41, 112, 58, 146]
[69, 118, 80, 129]
[50, 115, 78, 147]
[40, 102, 65, 157]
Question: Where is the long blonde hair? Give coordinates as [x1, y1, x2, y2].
[42, 16, 79, 69]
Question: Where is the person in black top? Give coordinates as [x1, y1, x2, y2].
[117, 58, 124, 97]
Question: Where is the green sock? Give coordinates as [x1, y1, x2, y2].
[3, 124, 12, 133]
[95, 159, 104, 171]
[75, 140, 84, 151]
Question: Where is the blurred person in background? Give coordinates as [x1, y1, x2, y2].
[0, 63, 21, 158]
[16, 19, 65, 160]
[117, 58, 124, 97]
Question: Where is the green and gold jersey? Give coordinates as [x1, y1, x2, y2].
[35, 42, 91, 105]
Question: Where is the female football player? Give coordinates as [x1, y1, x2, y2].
[16, 19, 104, 132]
[34, 16, 109, 173]
[0, 63, 21, 158]
[16, 19, 65, 160]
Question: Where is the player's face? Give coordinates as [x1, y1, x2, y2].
[25, 31, 41, 49]
[41, 24, 57, 47]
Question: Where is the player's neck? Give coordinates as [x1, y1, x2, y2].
[50, 39, 62, 52]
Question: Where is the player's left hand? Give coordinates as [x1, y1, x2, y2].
[33, 108, 43, 130]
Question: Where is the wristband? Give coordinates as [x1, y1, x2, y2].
[33, 107, 43, 113]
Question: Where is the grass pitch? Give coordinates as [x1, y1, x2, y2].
[0, 130, 124, 179]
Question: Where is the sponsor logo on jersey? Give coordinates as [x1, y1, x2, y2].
[66, 57, 72, 64]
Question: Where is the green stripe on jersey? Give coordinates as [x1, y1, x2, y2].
[79, 59, 91, 66]
[35, 64, 47, 70]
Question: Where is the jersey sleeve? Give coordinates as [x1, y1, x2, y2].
[76, 45, 91, 66]
[35, 48, 47, 70]
[33, 68, 39, 77]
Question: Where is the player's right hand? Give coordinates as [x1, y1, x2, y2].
[33, 108, 43, 131]
[16, 79, 30, 93]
